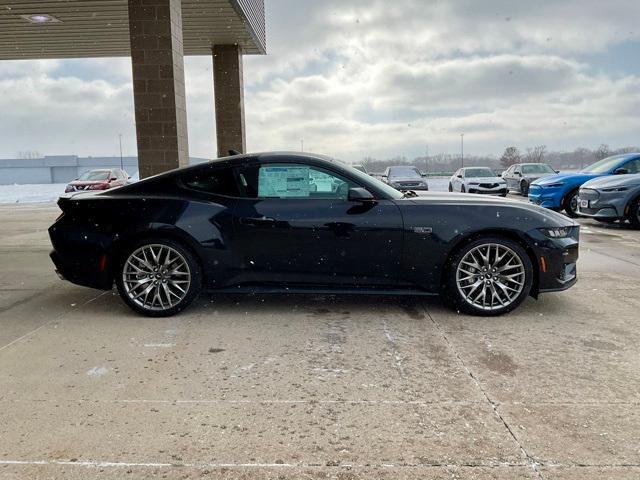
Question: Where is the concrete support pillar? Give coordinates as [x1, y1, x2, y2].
[128, 0, 189, 178]
[213, 44, 246, 157]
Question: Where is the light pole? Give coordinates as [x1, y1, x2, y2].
[118, 133, 123, 170]
[460, 133, 464, 168]
[425, 144, 429, 173]
[300, 138, 304, 152]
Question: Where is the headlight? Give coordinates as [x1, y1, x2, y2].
[601, 186, 629, 192]
[538, 227, 573, 238]
[542, 182, 565, 188]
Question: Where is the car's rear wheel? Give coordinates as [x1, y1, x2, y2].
[520, 180, 529, 196]
[116, 238, 202, 317]
[627, 197, 640, 229]
[445, 237, 533, 316]
[563, 190, 579, 217]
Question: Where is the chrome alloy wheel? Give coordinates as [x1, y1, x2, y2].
[456, 243, 526, 311]
[122, 244, 191, 311]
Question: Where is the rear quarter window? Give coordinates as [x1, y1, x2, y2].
[180, 167, 240, 197]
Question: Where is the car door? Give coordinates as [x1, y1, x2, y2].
[510, 165, 521, 190]
[231, 160, 404, 287]
[503, 166, 514, 189]
[452, 169, 461, 191]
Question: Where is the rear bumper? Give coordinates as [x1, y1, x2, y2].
[50, 250, 113, 290]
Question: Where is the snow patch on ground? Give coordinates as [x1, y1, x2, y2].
[0, 184, 67, 204]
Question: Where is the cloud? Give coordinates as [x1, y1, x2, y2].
[1, 0, 640, 159]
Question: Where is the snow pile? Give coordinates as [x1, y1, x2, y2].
[0, 184, 67, 204]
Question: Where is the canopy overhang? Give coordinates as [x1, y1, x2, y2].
[0, 0, 266, 59]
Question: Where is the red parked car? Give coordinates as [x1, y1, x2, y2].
[64, 169, 130, 193]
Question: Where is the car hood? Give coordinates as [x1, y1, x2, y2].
[69, 180, 106, 186]
[581, 174, 640, 189]
[389, 176, 425, 182]
[465, 176, 504, 183]
[532, 172, 599, 186]
[522, 172, 554, 179]
[403, 192, 575, 225]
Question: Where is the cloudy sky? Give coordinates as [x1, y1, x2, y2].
[1, 0, 639, 161]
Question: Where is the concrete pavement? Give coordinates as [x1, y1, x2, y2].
[0, 201, 639, 480]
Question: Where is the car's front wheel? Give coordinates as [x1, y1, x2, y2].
[563, 190, 579, 217]
[116, 238, 202, 316]
[445, 237, 533, 316]
[520, 180, 529, 196]
[448, 183, 453, 192]
[627, 197, 640, 229]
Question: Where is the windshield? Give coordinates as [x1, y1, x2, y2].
[522, 164, 555, 174]
[581, 155, 629, 174]
[388, 167, 421, 178]
[464, 168, 495, 178]
[78, 170, 110, 181]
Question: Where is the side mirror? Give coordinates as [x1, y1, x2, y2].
[128, 176, 132, 179]
[614, 168, 628, 175]
[421, 173, 427, 177]
[456, 174, 463, 178]
[348, 187, 375, 202]
[110, 177, 117, 181]
[515, 171, 522, 176]
[555, 170, 560, 173]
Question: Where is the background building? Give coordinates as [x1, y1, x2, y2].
[0, 155, 209, 185]
[0, 0, 266, 177]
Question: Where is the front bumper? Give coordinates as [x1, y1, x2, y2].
[467, 185, 507, 195]
[391, 184, 429, 191]
[577, 189, 625, 219]
[528, 230, 579, 293]
[528, 184, 563, 209]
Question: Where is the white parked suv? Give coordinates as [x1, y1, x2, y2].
[449, 167, 507, 196]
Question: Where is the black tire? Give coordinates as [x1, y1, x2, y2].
[444, 236, 533, 316]
[520, 180, 529, 196]
[448, 183, 453, 192]
[461, 185, 466, 193]
[116, 237, 202, 317]
[627, 197, 640, 229]
[563, 189, 579, 218]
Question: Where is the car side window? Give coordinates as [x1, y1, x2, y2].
[181, 166, 240, 197]
[513, 166, 520, 174]
[237, 164, 358, 200]
[623, 159, 640, 174]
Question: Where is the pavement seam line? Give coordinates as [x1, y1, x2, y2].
[0, 290, 110, 353]
[423, 304, 545, 480]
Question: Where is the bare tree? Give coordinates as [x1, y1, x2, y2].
[524, 145, 546, 163]
[500, 146, 521, 168]
[595, 144, 610, 161]
[17, 150, 41, 159]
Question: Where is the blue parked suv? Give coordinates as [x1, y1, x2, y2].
[528, 153, 640, 217]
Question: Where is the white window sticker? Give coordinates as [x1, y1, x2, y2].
[258, 166, 311, 198]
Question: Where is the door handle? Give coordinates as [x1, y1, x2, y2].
[239, 216, 276, 226]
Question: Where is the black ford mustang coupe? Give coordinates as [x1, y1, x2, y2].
[49, 152, 579, 317]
